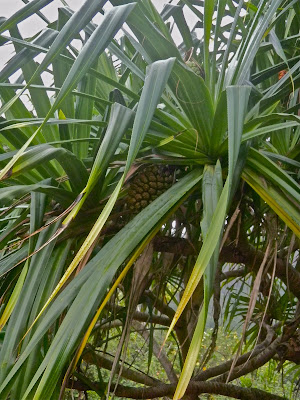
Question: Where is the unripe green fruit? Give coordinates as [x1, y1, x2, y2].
[127, 165, 174, 212]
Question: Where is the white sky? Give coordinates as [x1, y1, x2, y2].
[0, 0, 201, 110]
[0, 0, 200, 70]
[0, 0, 198, 38]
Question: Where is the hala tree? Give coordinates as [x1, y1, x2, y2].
[0, 0, 299, 399]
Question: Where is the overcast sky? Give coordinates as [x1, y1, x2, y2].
[0, 0, 199, 110]
[1, 0, 199, 71]
[0, 0, 189, 37]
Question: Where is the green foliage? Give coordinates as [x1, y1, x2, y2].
[0, 0, 299, 399]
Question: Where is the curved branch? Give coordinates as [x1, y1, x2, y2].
[111, 381, 287, 400]
[70, 378, 287, 400]
[144, 289, 176, 320]
[194, 323, 275, 381]
[214, 336, 282, 383]
[220, 268, 246, 280]
[83, 348, 160, 387]
[221, 241, 300, 299]
[153, 236, 300, 299]
[97, 309, 171, 330]
[214, 317, 299, 384]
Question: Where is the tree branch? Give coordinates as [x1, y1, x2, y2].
[70, 378, 287, 400]
[221, 241, 300, 299]
[97, 307, 172, 330]
[111, 381, 287, 400]
[194, 323, 275, 381]
[83, 347, 160, 387]
[144, 289, 176, 321]
[220, 268, 246, 280]
[214, 318, 299, 384]
[153, 236, 196, 256]
[214, 336, 282, 383]
[153, 236, 300, 299]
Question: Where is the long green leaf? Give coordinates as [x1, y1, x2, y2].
[16, 242, 73, 399]
[2, 144, 88, 194]
[0, 0, 107, 111]
[25, 57, 176, 337]
[243, 167, 300, 237]
[116, 1, 214, 149]
[0, 0, 53, 35]
[203, 0, 214, 86]
[247, 148, 300, 202]
[0, 220, 61, 384]
[0, 246, 28, 278]
[62, 103, 134, 226]
[0, 169, 202, 399]
[125, 58, 176, 172]
[0, 3, 135, 180]
[0, 29, 58, 83]
[171, 85, 251, 399]
[227, 86, 251, 189]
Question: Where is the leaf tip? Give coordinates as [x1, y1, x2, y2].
[0, 167, 13, 180]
